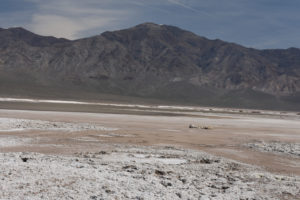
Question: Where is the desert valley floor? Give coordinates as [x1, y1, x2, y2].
[0, 99, 299, 200]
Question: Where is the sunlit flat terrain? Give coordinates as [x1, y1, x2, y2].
[0, 99, 299, 199]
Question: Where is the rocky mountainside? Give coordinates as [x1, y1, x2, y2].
[0, 23, 299, 110]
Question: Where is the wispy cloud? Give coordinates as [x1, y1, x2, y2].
[24, 0, 135, 39]
[30, 14, 117, 39]
[167, 0, 198, 12]
[167, 0, 192, 10]
[1, 0, 300, 48]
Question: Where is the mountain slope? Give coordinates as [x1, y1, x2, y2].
[0, 23, 299, 110]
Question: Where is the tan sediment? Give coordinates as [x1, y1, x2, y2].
[0, 104, 299, 176]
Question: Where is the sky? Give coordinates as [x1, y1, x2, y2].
[0, 0, 300, 49]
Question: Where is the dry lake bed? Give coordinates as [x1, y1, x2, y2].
[0, 99, 299, 200]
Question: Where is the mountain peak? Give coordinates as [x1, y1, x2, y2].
[0, 23, 299, 110]
[7, 27, 28, 32]
[100, 22, 193, 44]
[136, 22, 164, 28]
[134, 22, 183, 32]
[0, 27, 69, 47]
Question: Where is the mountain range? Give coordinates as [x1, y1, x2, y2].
[0, 23, 299, 110]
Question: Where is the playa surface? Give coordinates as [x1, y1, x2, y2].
[0, 99, 299, 199]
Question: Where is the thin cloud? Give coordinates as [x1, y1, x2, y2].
[26, 0, 135, 39]
[30, 14, 117, 39]
[167, 0, 198, 12]
[166, 0, 212, 17]
[2, 0, 300, 48]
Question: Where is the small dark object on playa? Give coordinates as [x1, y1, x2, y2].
[21, 157, 29, 162]
[189, 124, 197, 128]
[155, 170, 166, 176]
[123, 165, 138, 171]
[202, 126, 210, 130]
[189, 124, 212, 129]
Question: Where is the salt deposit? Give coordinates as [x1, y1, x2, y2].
[0, 145, 299, 200]
[0, 117, 118, 132]
[0, 136, 33, 147]
[246, 141, 300, 158]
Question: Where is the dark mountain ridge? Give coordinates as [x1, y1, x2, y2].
[0, 27, 69, 47]
[0, 23, 299, 110]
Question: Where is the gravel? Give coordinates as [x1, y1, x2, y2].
[245, 141, 300, 158]
[0, 145, 299, 200]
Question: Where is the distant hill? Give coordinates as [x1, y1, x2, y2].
[0, 23, 299, 110]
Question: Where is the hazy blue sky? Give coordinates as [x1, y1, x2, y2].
[1, 0, 299, 49]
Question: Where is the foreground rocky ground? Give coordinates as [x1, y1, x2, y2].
[246, 141, 300, 158]
[0, 145, 299, 200]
